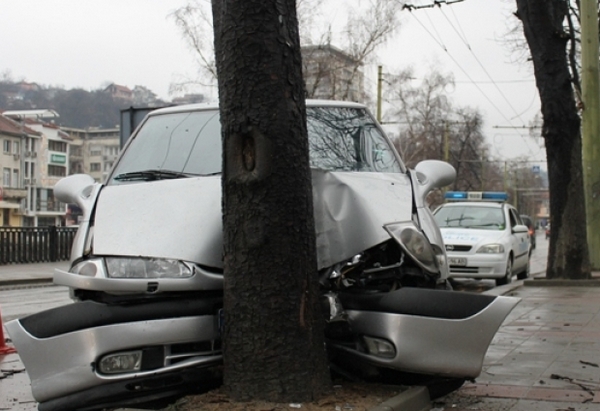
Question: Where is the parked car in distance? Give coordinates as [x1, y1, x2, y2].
[433, 192, 530, 286]
[520, 214, 536, 250]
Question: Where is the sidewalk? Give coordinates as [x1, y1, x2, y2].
[436, 278, 600, 410]
[0, 261, 67, 286]
[2, 263, 600, 411]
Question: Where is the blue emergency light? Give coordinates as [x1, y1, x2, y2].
[444, 191, 508, 202]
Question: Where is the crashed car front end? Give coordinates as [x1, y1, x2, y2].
[6, 101, 517, 411]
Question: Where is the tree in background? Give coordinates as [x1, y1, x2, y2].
[211, 0, 331, 402]
[385, 69, 510, 208]
[172, 0, 401, 101]
[515, 0, 590, 279]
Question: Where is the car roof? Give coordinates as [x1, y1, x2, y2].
[147, 100, 367, 117]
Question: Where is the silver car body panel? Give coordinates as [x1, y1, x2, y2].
[5, 315, 221, 403]
[311, 169, 413, 269]
[331, 294, 520, 378]
[89, 170, 414, 272]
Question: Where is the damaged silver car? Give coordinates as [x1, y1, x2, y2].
[7, 101, 519, 411]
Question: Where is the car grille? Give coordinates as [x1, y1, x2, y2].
[449, 267, 480, 274]
[445, 244, 472, 252]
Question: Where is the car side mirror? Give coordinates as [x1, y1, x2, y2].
[54, 174, 98, 217]
[414, 160, 456, 200]
[513, 224, 529, 234]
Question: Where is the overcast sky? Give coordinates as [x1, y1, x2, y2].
[0, 0, 545, 166]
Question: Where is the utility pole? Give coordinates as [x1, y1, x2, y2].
[377, 65, 383, 123]
[581, 0, 600, 269]
[443, 121, 449, 162]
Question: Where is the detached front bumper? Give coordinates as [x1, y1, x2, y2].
[6, 297, 223, 409]
[328, 288, 520, 378]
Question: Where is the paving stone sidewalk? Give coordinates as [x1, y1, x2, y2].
[436, 283, 600, 411]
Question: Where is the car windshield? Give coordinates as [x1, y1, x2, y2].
[108, 106, 403, 185]
[434, 205, 505, 230]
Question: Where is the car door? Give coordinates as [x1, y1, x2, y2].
[508, 208, 529, 271]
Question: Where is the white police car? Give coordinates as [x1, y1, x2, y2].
[433, 192, 530, 286]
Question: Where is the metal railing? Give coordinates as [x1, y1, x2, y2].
[0, 226, 78, 265]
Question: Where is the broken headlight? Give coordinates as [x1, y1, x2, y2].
[71, 257, 193, 279]
[384, 222, 439, 273]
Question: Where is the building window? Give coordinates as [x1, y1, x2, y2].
[13, 141, 19, 155]
[90, 162, 101, 172]
[12, 169, 19, 187]
[104, 162, 113, 172]
[3, 140, 11, 154]
[90, 145, 102, 156]
[105, 146, 119, 156]
[26, 138, 36, 153]
[3, 168, 11, 186]
[48, 165, 67, 177]
[49, 140, 67, 152]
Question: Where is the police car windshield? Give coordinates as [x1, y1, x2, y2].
[434, 205, 505, 230]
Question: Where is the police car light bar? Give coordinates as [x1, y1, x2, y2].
[444, 191, 508, 202]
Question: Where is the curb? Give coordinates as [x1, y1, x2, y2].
[370, 386, 430, 411]
[0, 277, 53, 287]
[524, 278, 600, 287]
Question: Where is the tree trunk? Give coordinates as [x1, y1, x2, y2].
[516, 0, 591, 279]
[211, 0, 331, 402]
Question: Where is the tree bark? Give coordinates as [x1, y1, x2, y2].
[516, 0, 591, 279]
[212, 0, 331, 402]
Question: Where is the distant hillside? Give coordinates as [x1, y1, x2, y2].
[0, 80, 168, 129]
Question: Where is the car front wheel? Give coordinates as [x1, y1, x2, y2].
[496, 257, 513, 286]
[517, 258, 530, 280]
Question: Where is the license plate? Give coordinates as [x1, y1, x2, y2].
[449, 257, 467, 266]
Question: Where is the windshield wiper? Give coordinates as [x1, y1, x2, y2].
[113, 169, 189, 181]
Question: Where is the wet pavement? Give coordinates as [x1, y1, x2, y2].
[436, 280, 600, 411]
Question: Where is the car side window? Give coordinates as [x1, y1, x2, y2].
[306, 107, 403, 173]
[508, 209, 519, 229]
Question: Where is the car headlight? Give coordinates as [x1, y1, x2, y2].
[476, 244, 505, 254]
[384, 222, 439, 273]
[71, 257, 193, 278]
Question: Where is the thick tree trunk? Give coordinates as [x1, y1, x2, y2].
[212, 0, 331, 402]
[516, 0, 591, 279]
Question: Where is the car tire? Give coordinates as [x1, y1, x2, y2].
[496, 257, 513, 286]
[517, 258, 530, 280]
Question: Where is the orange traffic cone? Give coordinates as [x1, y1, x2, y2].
[0, 305, 16, 355]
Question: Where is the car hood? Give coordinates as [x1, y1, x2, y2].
[92, 169, 415, 269]
[440, 228, 508, 248]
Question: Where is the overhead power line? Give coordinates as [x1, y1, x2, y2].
[401, 0, 540, 159]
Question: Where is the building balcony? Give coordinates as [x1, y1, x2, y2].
[35, 199, 66, 213]
[3, 188, 27, 200]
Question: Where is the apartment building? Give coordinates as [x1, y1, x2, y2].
[63, 127, 120, 183]
[0, 114, 41, 226]
[1, 110, 70, 227]
[302, 44, 365, 102]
